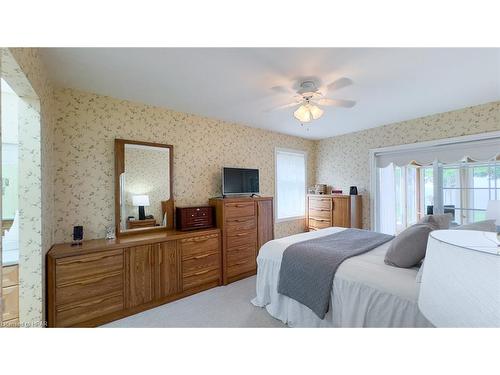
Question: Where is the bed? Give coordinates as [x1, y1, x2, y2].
[251, 227, 432, 327]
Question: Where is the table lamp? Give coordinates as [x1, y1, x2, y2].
[132, 194, 150, 220]
[419, 230, 500, 327]
[486, 200, 500, 242]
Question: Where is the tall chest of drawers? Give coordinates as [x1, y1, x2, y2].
[209, 197, 274, 284]
[307, 194, 362, 231]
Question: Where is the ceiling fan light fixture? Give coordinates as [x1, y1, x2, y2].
[309, 104, 324, 120]
[293, 103, 323, 123]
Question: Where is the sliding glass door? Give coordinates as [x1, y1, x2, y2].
[377, 158, 500, 234]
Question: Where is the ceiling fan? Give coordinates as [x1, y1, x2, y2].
[268, 77, 356, 124]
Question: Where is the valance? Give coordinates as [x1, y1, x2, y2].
[375, 136, 500, 168]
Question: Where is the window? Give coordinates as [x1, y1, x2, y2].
[377, 159, 500, 234]
[373, 133, 500, 234]
[275, 148, 307, 221]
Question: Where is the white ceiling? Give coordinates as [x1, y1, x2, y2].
[40, 48, 500, 140]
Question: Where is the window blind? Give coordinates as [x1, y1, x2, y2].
[276, 149, 306, 220]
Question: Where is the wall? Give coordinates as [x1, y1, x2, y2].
[316, 101, 500, 229]
[53, 88, 317, 243]
[3, 48, 55, 325]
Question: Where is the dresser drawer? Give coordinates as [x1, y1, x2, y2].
[224, 202, 255, 219]
[227, 244, 256, 264]
[56, 292, 124, 327]
[225, 216, 256, 231]
[309, 208, 331, 220]
[180, 234, 219, 260]
[226, 229, 257, 248]
[56, 249, 124, 285]
[309, 198, 331, 211]
[56, 271, 123, 306]
[182, 251, 220, 276]
[2, 265, 19, 287]
[309, 218, 331, 229]
[227, 257, 256, 278]
[182, 268, 220, 290]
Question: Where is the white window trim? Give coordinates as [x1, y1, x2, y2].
[369, 130, 500, 231]
[275, 147, 308, 223]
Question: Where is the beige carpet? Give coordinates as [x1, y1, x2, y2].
[102, 275, 285, 328]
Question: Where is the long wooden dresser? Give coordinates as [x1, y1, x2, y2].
[307, 194, 362, 231]
[47, 228, 221, 327]
[209, 197, 274, 285]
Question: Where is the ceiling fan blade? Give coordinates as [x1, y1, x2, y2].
[326, 77, 353, 92]
[270, 85, 294, 95]
[314, 98, 356, 108]
[265, 101, 301, 112]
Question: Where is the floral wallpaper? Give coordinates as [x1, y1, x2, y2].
[316, 101, 500, 229]
[124, 146, 170, 223]
[3, 48, 55, 326]
[53, 88, 317, 243]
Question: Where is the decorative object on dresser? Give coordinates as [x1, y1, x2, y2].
[314, 184, 327, 195]
[105, 225, 116, 240]
[418, 230, 500, 327]
[176, 206, 214, 231]
[47, 228, 221, 327]
[209, 196, 274, 285]
[307, 194, 362, 231]
[349, 186, 358, 195]
[72, 225, 84, 246]
[127, 218, 157, 230]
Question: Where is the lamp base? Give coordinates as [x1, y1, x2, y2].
[138, 206, 146, 220]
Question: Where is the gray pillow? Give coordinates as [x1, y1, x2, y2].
[455, 219, 496, 232]
[384, 223, 437, 268]
[419, 214, 452, 229]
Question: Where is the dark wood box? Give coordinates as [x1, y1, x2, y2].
[176, 206, 214, 231]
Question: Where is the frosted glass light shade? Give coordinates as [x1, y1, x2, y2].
[132, 194, 150, 207]
[309, 104, 324, 120]
[293, 103, 324, 123]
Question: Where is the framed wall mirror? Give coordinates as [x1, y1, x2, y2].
[115, 139, 174, 236]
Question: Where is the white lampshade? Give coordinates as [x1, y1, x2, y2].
[132, 194, 150, 207]
[486, 200, 500, 224]
[419, 230, 500, 327]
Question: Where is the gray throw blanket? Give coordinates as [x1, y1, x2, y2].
[278, 229, 394, 319]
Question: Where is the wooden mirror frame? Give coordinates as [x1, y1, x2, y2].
[114, 139, 174, 237]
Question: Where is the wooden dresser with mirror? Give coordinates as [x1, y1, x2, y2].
[47, 229, 221, 327]
[47, 139, 223, 327]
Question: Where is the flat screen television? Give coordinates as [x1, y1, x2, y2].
[222, 167, 259, 196]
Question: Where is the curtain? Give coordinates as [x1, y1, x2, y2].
[378, 163, 397, 235]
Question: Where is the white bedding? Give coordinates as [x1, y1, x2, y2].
[251, 227, 432, 327]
